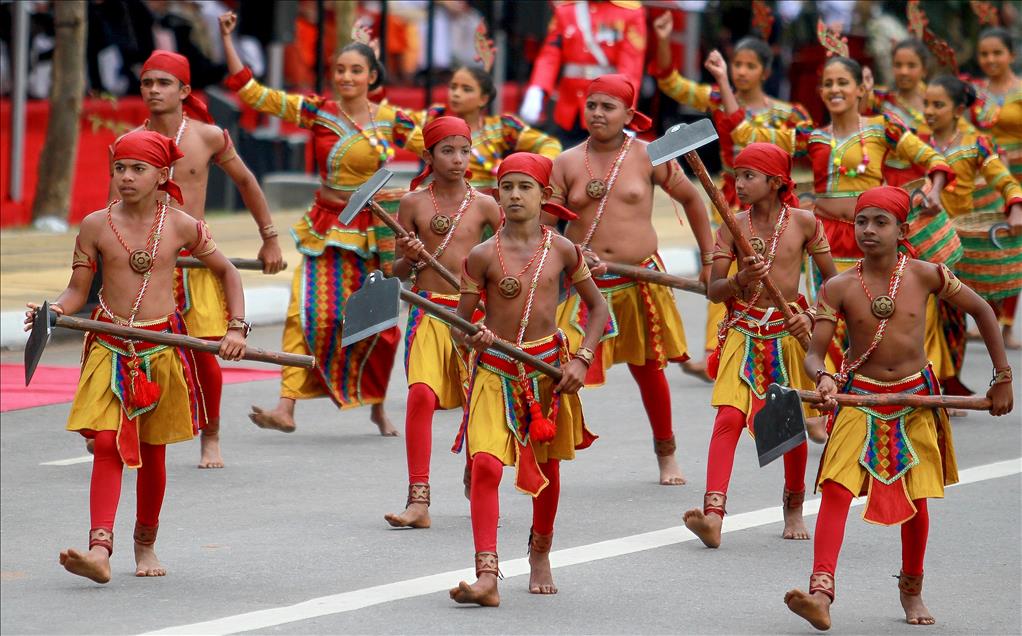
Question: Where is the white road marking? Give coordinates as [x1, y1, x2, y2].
[40, 455, 92, 466]
[144, 458, 1021, 636]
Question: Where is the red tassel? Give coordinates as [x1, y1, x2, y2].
[528, 397, 557, 443]
[128, 362, 161, 411]
[706, 346, 721, 380]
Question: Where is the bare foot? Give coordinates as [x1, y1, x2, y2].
[806, 416, 829, 444]
[528, 550, 557, 594]
[371, 403, 398, 436]
[85, 438, 95, 455]
[658, 454, 686, 485]
[59, 547, 111, 584]
[449, 573, 499, 607]
[946, 408, 967, 418]
[384, 502, 431, 529]
[782, 504, 811, 540]
[901, 591, 935, 625]
[1002, 326, 1020, 350]
[249, 405, 296, 433]
[785, 589, 832, 631]
[683, 508, 722, 548]
[134, 542, 166, 577]
[680, 359, 712, 383]
[197, 430, 224, 469]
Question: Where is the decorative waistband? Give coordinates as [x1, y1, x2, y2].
[593, 254, 662, 291]
[411, 287, 460, 309]
[730, 295, 809, 338]
[90, 307, 179, 356]
[477, 331, 565, 381]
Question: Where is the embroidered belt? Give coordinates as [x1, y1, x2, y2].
[593, 254, 662, 292]
[729, 295, 809, 339]
[477, 331, 565, 381]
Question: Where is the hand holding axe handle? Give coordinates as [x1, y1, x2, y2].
[177, 257, 288, 271]
[795, 388, 991, 410]
[339, 168, 461, 292]
[649, 120, 809, 348]
[601, 261, 706, 295]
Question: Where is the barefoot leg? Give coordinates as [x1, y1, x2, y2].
[784, 589, 832, 631]
[782, 501, 811, 540]
[85, 438, 95, 455]
[197, 420, 224, 469]
[528, 549, 557, 594]
[683, 507, 722, 548]
[249, 398, 297, 433]
[133, 523, 166, 577]
[60, 546, 112, 584]
[449, 572, 500, 607]
[384, 484, 431, 529]
[680, 359, 712, 383]
[371, 402, 398, 436]
[656, 452, 687, 485]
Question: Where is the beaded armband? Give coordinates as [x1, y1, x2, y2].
[72, 237, 97, 271]
[190, 221, 217, 258]
[712, 247, 735, 262]
[569, 245, 592, 284]
[214, 129, 238, 165]
[808, 219, 831, 254]
[815, 298, 839, 323]
[701, 251, 714, 266]
[936, 263, 963, 299]
[460, 262, 483, 295]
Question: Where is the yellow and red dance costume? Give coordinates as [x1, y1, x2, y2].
[724, 111, 953, 362]
[403, 288, 481, 486]
[558, 253, 687, 455]
[68, 308, 206, 554]
[413, 106, 561, 193]
[656, 69, 811, 354]
[225, 67, 423, 408]
[806, 365, 957, 600]
[703, 297, 816, 515]
[916, 128, 1022, 392]
[967, 83, 1022, 327]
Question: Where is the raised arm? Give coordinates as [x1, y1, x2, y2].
[887, 116, 953, 213]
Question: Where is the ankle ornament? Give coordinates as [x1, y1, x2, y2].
[133, 521, 158, 546]
[809, 571, 835, 601]
[89, 528, 114, 555]
[527, 528, 553, 555]
[475, 551, 502, 579]
[654, 435, 677, 457]
[783, 488, 806, 509]
[703, 491, 727, 517]
[895, 571, 923, 596]
[407, 483, 430, 507]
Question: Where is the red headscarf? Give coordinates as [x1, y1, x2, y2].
[409, 116, 473, 190]
[585, 74, 652, 132]
[112, 130, 185, 204]
[855, 186, 916, 256]
[733, 143, 799, 207]
[141, 51, 215, 124]
[496, 153, 577, 221]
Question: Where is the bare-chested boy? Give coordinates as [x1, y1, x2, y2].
[684, 143, 837, 548]
[784, 186, 1014, 630]
[26, 130, 248, 583]
[550, 73, 714, 485]
[112, 50, 284, 469]
[449, 152, 608, 606]
[384, 117, 502, 529]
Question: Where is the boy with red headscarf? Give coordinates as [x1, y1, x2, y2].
[111, 50, 284, 469]
[551, 73, 715, 486]
[449, 152, 608, 606]
[785, 185, 1014, 630]
[683, 143, 837, 549]
[26, 130, 248, 584]
[384, 117, 502, 529]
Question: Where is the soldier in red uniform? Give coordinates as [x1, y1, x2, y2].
[519, 1, 647, 147]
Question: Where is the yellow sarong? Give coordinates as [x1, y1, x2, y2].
[404, 289, 473, 410]
[176, 268, 228, 338]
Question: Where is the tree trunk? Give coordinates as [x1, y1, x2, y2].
[31, 1, 86, 222]
[335, 0, 356, 50]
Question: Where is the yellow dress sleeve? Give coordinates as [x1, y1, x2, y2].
[657, 69, 717, 112]
[390, 106, 424, 155]
[729, 115, 803, 155]
[502, 114, 562, 158]
[887, 116, 952, 178]
[233, 75, 321, 129]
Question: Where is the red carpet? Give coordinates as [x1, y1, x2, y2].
[0, 363, 280, 412]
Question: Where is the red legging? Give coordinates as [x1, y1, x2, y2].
[469, 452, 560, 553]
[628, 361, 673, 442]
[705, 405, 807, 500]
[813, 480, 929, 578]
[89, 430, 167, 531]
[405, 383, 439, 484]
[193, 347, 223, 424]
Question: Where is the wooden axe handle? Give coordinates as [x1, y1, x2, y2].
[602, 261, 706, 295]
[796, 389, 991, 410]
[682, 152, 810, 349]
[367, 201, 461, 292]
[399, 288, 563, 380]
[54, 315, 316, 368]
[176, 257, 287, 271]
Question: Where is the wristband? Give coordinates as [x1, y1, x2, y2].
[259, 224, 279, 240]
[574, 346, 595, 367]
[991, 366, 1013, 386]
[701, 252, 714, 266]
[227, 317, 251, 337]
[815, 369, 836, 385]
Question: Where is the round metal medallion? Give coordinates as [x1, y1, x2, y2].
[497, 276, 521, 299]
[585, 179, 607, 200]
[871, 295, 895, 319]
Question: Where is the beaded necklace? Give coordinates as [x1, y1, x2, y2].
[583, 135, 631, 200]
[107, 199, 168, 275]
[840, 253, 908, 379]
[829, 116, 868, 176]
[581, 135, 633, 248]
[495, 225, 551, 299]
[340, 103, 393, 164]
[415, 182, 475, 272]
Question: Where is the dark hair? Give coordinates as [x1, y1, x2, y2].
[823, 56, 863, 84]
[979, 27, 1013, 54]
[734, 37, 773, 69]
[453, 65, 496, 107]
[929, 74, 977, 108]
[338, 42, 386, 91]
[892, 38, 930, 66]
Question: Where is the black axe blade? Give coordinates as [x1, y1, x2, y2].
[338, 168, 394, 225]
[753, 383, 809, 467]
[341, 271, 401, 347]
[24, 301, 55, 386]
[647, 118, 718, 167]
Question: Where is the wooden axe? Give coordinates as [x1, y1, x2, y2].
[599, 260, 706, 295]
[341, 271, 562, 380]
[750, 382, 991, 467]
[24, 301, 315, 386]
[648, 119, 809, 348]
[338, 168, 461, 292]
[176, 257, 288, 271]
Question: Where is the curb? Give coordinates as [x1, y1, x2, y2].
[0, 247, 700, 351]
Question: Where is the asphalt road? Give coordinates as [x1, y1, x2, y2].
[2, 291, 1020, 635]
